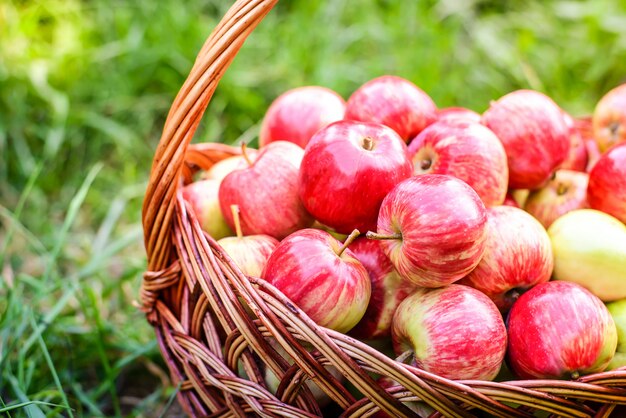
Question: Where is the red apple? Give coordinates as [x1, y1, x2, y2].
[524, 169, 589, 228]
[203, 150, 258, 182]
[299, 120, 413, 234]
[261, 229, 371, 333]
[181, 179, 232, 239]
[587, 143, 626, 224]
[367, 174, 487, 288]
[217, 205, 279, 277]
[482, 89, 570, 189]
[408, 119, 509, 207]
[347, 237, 417, 340]
[392, 284, 507, 380]
[457, 206, 553, 312]
[344, 75, 437, 142]
[507, 281, 617, 379]
[502, 193, 520, 208]
[437, 106, 481, 123]
[592, 83, 626, 153]
[219, 141, 314, 240]
[259, 86, 346, 149]
[560, 112, 588, 172]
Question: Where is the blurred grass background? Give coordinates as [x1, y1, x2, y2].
[1, 0, 626, 416]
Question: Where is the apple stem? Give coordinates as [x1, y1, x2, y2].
[556, 182, 568, 196]
[571, 371, 580, 380]
[362, 137, 374, 151]
[241, 142, 253, 167]
[230, 204, 243, 238]
[336, 229, 361, 257]
[366, 231, 402, 241]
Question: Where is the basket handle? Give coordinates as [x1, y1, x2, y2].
[142, 0, 278, 271]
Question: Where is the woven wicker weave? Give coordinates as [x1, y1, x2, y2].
[140, 1, 626, 416]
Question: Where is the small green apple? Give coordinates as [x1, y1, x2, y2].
[606, 299, 626, 370]
[548, 209, 626, 301]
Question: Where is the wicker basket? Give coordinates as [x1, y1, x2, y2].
[140, 1, 626, 416]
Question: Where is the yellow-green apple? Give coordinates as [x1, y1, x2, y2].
[507, 281, 617, 379]
[436, 106, 481, 123]
[217, 205, 279, 277]
[299, 120, 413, 234]
[548, 209, 626, 301]
[408, 119, 508, 207]
[219, 141, 314, 240]
[181, 179, 232, 239]
[391, 284, 507, 380]
[367, 174, 487, 288]
[481, 89, 570, 189]
[510, 189, 530, 207]
[203, 149, 258, 182]
[587, 143, 626, 224]
[606, 299, 626, 370]
[524, 169, 589, 228]
[592, 83, 626, 152]
[259, 86, 346, 148]
[560, 112, 588, 172]
[457, 206, 553, 312]
[261, 229, 371, 334]
[344, 75, 437, 142]
[347, 237, 417, 340]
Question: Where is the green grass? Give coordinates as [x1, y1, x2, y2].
[1, 0, 626, 416]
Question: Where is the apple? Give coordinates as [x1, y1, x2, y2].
[259, 86, 346, 148]
[203, 148, 259, 182]
[219, 140, 314, 240]
[217, 205, 279, 277]
[261, 229, 371, 334]
[457, 206, 552, 312]
[587, 143, 626, 224]
[592, 83, 626, 153]
[606, 299, 626, 370]
[510, 189, 530, 207]
[502, 193, 520, 208]
[548, 209, 626, 301]
[181, 179, 232, 239]
[392, 284, 507, 381]
[481, 89, 570, 189]
[507, 281, 617, 379]
[347, 237, 417, 340]
[436, 106, 481, 123]
[407, 119, 509, 207]
[559, 112, 588, 172]
[367, 174, 487, 288]
[299, 120, 413, 234]
[344, 75, 437, 142]
[524, 169, 589, 229]
[574, 116, 603, 171]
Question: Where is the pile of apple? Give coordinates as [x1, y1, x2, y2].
[182, 76, 626, 383]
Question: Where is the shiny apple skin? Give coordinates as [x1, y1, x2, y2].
[593, 83, 626, 153]
[507, 281, 617, 379]
[259, 86, 346, 149]
[524, 169, 589, 229]
[376, 174, 487, 288]
[587, 143, 626, 224]
[219, 141, 314, 240]
[261, 229, 371, 334]
[458, 206, 553, 313]
[437, 106, 481, 123]
[217, 234, 279, 277]
[408, 119, 509, 207]
[181, 179, 232, 239]
[560, 112, 589, 172]
[299, 120, 413, 234]
[344, 75, 437, 142]
[392, 284, 507, 380]
[347, 237, 416, 340]
[204, 152, 258, 182]
[482, 89, 570, 190]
